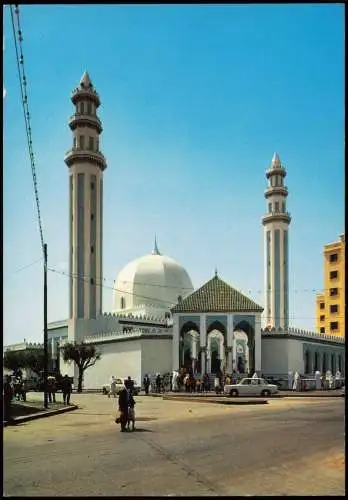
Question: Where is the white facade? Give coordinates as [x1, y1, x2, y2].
[262, 153, 291, 330]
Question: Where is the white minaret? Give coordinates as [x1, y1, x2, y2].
[65, 72, 107, 320]
[261, 153, 291, 330]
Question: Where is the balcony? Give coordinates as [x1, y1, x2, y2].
[64, 148, 107, 171]
[264, 186, 288, 198]
[261, 211, 291, 225]
[68, 113, 102, 133]
[265, 167, 286, 179]
[71, 87, 100, 107]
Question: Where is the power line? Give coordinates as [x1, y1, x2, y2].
[10, 4, 45, 259]
[48, 264, 345, 294]
[46, 266, 346, 320]
[11, 258, 42, 274]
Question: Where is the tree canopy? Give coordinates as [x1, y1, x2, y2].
[3, 348, 45, 377]
[60, 341, 101, 392]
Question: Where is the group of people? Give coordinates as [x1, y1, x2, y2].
[171, 369, 255, 393]
[117, 377, 136, 432]
[288, 370, 343, 391]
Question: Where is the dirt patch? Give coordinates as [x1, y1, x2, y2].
[321, 452, 345, 471]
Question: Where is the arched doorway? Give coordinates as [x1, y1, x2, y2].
[304, 350, 311, 375]
[234, 329, 249, 375]
[179, 322, 200, 373]
[331, 353, 336, 373]
[207, 330, 224, 375]
[314, 351, 319, 371]
[322, 352, 327, 373]
[234, 320, 255, 374]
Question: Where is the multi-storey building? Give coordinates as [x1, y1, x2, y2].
[316, 234, 345, 337]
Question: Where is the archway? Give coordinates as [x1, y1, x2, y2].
[331, 353, 336, 373]
[304, 350, 311, 375]
[322, 352, 327, 373]
[234, 329, 249, 375]
[234, 320, 255, 374]
[207, 330, 224, 375]
[314, 351, 319, 372]
[179, 322, 200, 373]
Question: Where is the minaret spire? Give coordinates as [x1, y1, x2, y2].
[261, 153, 291, 330]
[65, 72, 107, 322]
[152, 235, 161, 255]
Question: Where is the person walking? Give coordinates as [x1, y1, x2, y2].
[62, 375, 72, 405]
[118, 381, 130, 432]
[143, 374, 150, 395]
[4, 375, 14, 422]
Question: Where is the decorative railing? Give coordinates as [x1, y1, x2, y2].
[261, 326, 345, 343]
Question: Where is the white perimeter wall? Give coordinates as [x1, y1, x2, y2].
[261, 338, 289, 375]
[287, 339, 305, 374]
[141, 338, 172, 380]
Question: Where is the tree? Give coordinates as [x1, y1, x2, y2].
[60, 341, 101, 392]
[3, 348, 45, 377]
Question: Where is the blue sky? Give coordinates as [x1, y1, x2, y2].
[3, 4, 344, 345]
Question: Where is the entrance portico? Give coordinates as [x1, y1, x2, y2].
[171, 273, 264, 375]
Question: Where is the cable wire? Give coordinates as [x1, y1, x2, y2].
[10, 4, 45, 259]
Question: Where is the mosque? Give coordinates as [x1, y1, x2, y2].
[44, 72, 344, 389]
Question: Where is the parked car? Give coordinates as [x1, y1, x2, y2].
[102, 378, 141, 396]
[224, 377, 278, 397]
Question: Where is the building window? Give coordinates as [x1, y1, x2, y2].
[91, 245, 94, 253]
[320, 327, 325, 334]
[91, 182, 94, 190]
[320, 315, 325, 322]
[268, 202, 272, 213]
[275, 201, 279, 212]
[330, 304, 338, 314]
[89, 136, 94, 151]
[120, 297, 125, 309]
[282, 201, 286, 212]
[87, 101, 92, 114]
[330, 270, 338, 280]
[96, 138, 99, 151]
[330, 321, 338, 330]
[319, 302, 325, 309]
[329, 253, 338, 263]
[91, 213, 94, 220]
[73, 137, 77, 149]
[80, 102, 85, 114]
[90, 278, 94, 285]
[80, 135, 85, 149]
[329, 288, 338, 296]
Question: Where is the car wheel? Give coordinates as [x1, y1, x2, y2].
[230, 389, 239, 397]
[102, 388, 107, 395]
[261, 390, 271, 397]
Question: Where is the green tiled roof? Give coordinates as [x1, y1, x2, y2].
[171, 275, 263, 314]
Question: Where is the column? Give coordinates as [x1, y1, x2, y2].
[227, 314, 234, 373]
[200, 347, 206, 374]
[254, 314, 262, 373]
[227, 347, 233, 373]
[206, 336, 211, 373]
[200, 314, 206, 347]
[172, 315, 179, 371]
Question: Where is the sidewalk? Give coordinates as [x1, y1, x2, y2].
[3, 400, 78, 427]
[147, 389, 344, 399]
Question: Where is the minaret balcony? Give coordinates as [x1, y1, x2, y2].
[261, 211, 291, 225]
[64, 148, 107, 171]
[266, 167, 287, 179]
[69, 113, 103, 133]
[264, 186, 288, 198]
[71, 88, 100, 107]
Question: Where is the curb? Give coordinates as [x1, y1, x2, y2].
[162, 396, 268, 405]
[4, 404, 78, 427]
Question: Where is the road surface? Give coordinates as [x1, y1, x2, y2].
[4, 395, 345, 496]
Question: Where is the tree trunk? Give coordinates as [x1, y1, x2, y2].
[77, 370, 84, 393]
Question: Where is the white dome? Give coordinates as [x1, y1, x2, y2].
[113, 245, 194, 315]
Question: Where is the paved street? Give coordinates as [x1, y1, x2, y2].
[4, 394, 345, 496]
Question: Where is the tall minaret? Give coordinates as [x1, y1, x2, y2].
[65, 72, 107, 320]
[261, 153, 291, 330]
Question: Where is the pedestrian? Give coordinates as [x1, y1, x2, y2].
[47, 376, 56, 403]
[118, 381, 130, 432]
[62, 375, 72, 405]
[156, 374, 162, 394]
[4, 375, 14, 422]
[143, 374, 150, 395]
[109, 376, 117, 398]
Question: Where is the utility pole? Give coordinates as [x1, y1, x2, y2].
[44, 243, 48, 409]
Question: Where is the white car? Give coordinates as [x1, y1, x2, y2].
[224, 377, 278, 397]
[102, 378, 140, 396]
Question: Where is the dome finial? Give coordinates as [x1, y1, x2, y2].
[80, 70, 92, 88]
[214, 268, 218, 278]
[271, 152, 281, 168]
[152, 235, 161, 255]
